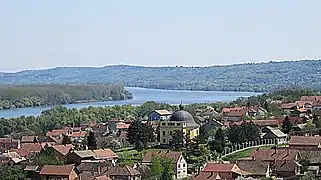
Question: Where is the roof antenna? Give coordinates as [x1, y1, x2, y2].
[179, 101, 184, 110]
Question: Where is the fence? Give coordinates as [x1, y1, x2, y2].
[221, 138, 280, 158]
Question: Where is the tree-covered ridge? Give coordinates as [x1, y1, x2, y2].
[1, 60, 321, 92]
[0, 84, 132, 110]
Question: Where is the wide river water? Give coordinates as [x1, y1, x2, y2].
[0, 87, 261, 118]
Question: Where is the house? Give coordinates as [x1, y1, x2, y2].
[105, 165, 141, 180]
[289, 136, 321, 150]
[202, 163, 249, 180]
[191, 172, 221, 180]
[236, 160, 271, 179]
[223, 110, 247, 122]
[250, 120, 281, 128]
[11, 143, 42, 158]
[67, 149, 118, 165]
[148, 110, 172, 121]
[0, 138, 20, 153]
[270, 160, 302, 179]
[142, 150, 187, 179]
[46, 127, 87, 143]
[300, 96, 321, 102]
[93, 149, 119, 165]
[77, 161, 110, 179]
[21, 136, 38, 144]
[250, 148, 298, 162]
[52, 144, 73, 161]
[203, 120, 224, 140]
[159, 108, 199, 145]
[39, 164, 79, 180]
[261, 126, 287, 145]
[0, 151, 26, 165]
[94, 175, 112, 180]
[280, 103, 297, 112]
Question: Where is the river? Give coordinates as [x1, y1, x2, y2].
[0, 87, 261, 118]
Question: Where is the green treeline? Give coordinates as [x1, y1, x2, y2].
[2, 60, 321, 92]
[0, 84, 133, 110]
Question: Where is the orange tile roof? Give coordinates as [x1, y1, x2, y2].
[39, 164, 75, 176]
[116, 122, 130, 129]
[93, 149, 118, 159]
[52, 144, 73, 156]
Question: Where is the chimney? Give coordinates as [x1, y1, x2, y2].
[207, 172, 214, 179]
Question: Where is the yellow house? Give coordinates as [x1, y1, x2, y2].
[160, 109, 199, 145]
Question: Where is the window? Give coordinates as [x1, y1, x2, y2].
[178, 164, 181, 168]
[163, 131, 166, 135]
[162, 123, 166, 126]
[170, 131, 173, 135]
[183, 163, 185, 167]
[163, 139, 166, 143]
[183, 170, 186, 173]
[178, 171, 181, 174]
[177, 123, 181, 126]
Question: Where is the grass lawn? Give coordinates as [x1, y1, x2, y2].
[116, 148, 164, 161]
[222, 145, 273, 161]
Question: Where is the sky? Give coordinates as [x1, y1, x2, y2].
[1, 1, 321, 72]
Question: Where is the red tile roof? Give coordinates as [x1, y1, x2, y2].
[52, 144, 73, 156]
[191, 172, 221, 180]
[300, 96, 321, 102]
[93, 149, 118, 159]
[142, 150, 183, 164]
[95, 175, 112, 180]
[250, 149, 298, 161]
[70, 131, 86, 138]
[250, 119, 281, 126]
[203, 163, 235, 172]
[289, 136, 321, 146]
[280, 103, 297, 109]
[116, 122, 130, 129]
[106, 165, 141, 176]
[39, 164, 74, 176]
[12, 143, 42, 157]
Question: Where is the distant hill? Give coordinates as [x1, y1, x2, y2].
[1, 60, 321, 92]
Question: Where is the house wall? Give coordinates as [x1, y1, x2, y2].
[160, 121, 186, 145]
[176, 156, 188, 179]
[69, 170, 79, 180]
[66, 153, 82, 165]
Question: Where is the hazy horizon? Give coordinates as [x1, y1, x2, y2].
[1, 0, 321, 71]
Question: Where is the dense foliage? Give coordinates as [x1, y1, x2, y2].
[0, 84, 132, 110]
[126, 120, 155, 150]
[226, 123, 261, 144]
[1, 60, 321, 92]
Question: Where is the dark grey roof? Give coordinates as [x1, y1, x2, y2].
[170, 110, 199, 128]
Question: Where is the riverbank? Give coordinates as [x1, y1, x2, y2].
[0, 87, 261, 118]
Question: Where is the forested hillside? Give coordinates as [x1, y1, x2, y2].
[0, 84, 132, 110]
[1, 60, 321, 92]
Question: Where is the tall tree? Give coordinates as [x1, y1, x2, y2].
[87, 131, 97, 150]
[160, 157, 175, 180]
[150, 156, 163, 179]
[127, 120, 155, 150]
[169, 130, 184, 150]
[282, 116, 293, 134]
[214, 128, 225, 142]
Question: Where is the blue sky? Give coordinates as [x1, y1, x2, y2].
[1, 0, 321, 71]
